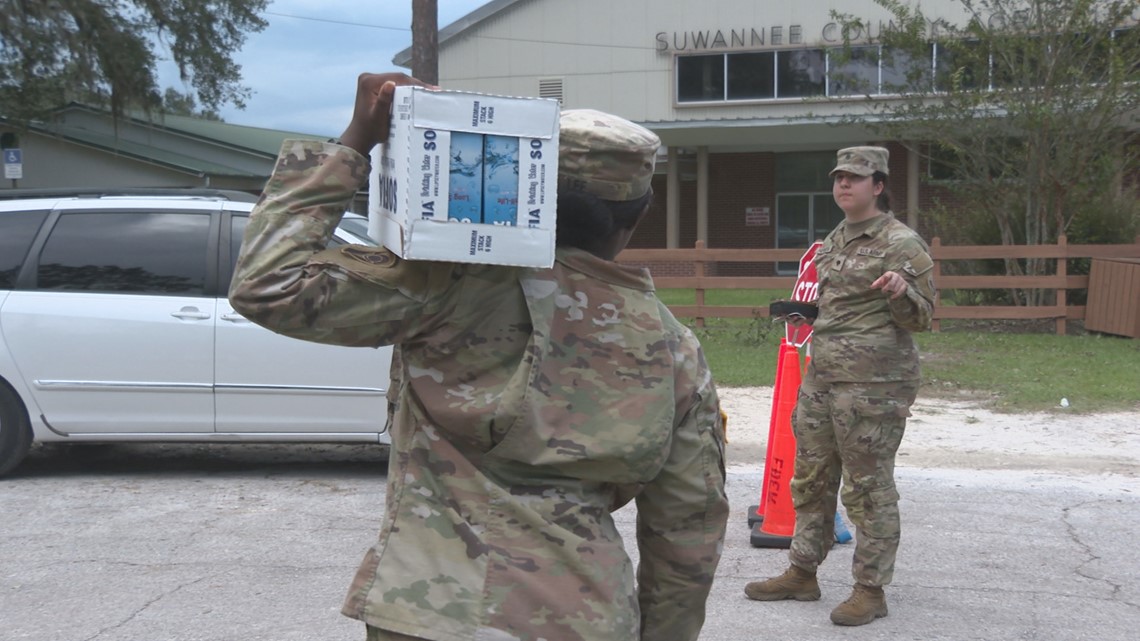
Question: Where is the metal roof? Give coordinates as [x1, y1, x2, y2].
[19, 103, 324, 177]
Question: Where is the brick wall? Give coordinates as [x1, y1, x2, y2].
[627, 146, 968, 267]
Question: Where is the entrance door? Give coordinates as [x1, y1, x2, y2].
[774, 151, 847, 274]
[775, 193, 843, 274]
[3, 209, 217, 434]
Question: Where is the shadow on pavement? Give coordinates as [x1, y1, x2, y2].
[12, 442, 390, 479]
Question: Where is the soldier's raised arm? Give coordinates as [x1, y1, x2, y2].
[229, 73, 455, 348]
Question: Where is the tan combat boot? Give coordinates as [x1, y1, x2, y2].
[830, 584, 888, 626]
[743, 565, 821, 601]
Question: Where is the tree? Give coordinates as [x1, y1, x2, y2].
[830, 0, 1140, 304]
[0, 0, 267, 125]
[161, 87, 221, 120]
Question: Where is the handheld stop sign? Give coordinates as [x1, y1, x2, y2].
[786, 241, 822, 348]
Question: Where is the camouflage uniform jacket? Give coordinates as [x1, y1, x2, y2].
[810, 212, 935, 383]
[228, 141, 729, 641]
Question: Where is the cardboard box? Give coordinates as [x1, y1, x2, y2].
[368, 86, 560, 267]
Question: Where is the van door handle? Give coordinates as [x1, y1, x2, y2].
[220, 313, 250, 323]
[171, 306, 210, 320]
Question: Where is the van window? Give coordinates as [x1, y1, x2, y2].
[37, 212, 211, 295]
[0, 211, 48, 289]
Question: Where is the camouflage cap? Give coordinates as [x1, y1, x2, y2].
[830, 146, 889, 177]
[558, 109, 660, 202]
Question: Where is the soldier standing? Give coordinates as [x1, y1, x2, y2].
[744, 147, 935, 626]
[229, 73, 728, 641]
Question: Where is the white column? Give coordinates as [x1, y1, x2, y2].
[697, 146, 709, 245]
[667, 146, 680, 249]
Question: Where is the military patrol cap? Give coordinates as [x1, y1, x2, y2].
[830, 146, 889, 177]
[558, 109, 660, 202]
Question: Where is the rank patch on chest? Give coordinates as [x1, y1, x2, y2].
[855, 247, 887, 258]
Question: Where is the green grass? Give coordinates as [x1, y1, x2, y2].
[676, 316, 1140, 414]
[913, 331, 1140, 412]
[657, 288, 790, 307]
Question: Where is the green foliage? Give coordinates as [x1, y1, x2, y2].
[0, 0, 268, 124]
[161, 88, 221, 121]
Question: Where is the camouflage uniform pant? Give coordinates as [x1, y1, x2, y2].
[365, 625, 425, 640]
[787, 375, 918, 587]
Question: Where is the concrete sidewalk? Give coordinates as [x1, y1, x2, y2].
[1, 442, 1138, 640]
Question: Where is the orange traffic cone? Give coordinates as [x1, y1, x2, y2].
[747, 339, 790, 528]
[751, 340, 802, 548]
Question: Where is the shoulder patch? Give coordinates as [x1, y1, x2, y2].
[903, 252, 934, 277]
[339, 245, 398, 268]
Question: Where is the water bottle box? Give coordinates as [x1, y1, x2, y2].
[368, 86, 559, 268]
[482, 135, 519, 226]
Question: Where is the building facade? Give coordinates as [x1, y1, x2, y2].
[395, 0, 999, 272]
[0, 104, 324, 196]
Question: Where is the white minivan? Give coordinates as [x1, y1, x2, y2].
[0, 189, 392, 476]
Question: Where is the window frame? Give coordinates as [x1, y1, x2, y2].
[27, 208, 220, 297]
[0, 209, 50, 290]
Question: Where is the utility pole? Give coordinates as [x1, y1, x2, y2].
[411, 0, 438, 85]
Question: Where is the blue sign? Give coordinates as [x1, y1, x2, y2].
[3, 149, 21, 164]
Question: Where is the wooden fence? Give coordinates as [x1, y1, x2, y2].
[615, 235, 1140, 335]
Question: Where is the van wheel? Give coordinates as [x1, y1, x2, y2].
[0, 382, 33, 477]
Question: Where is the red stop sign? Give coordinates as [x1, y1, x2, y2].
[786, 241, 822, 348]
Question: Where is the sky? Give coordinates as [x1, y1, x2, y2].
[160, 0, 488, 137]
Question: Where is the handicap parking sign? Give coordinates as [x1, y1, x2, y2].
[4, 148, 23, 179]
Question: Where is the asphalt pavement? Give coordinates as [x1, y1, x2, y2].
[1, 441, 1138, 641]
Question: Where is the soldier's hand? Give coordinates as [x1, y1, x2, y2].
[339, 72, 437, 156]
[871, 270, 908, 299]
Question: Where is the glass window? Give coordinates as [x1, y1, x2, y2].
[1065, 32, 1112, 84]
[230, 215, 249, 271]
[926, 143, 961, 181]
[881, 44, 934, 93]
[992, 35, 1043, 89]
[829, 46, 880, 96]
[37, 212, 211, 295]
[812, 194, 845, 238]
[776, 49, 826, 98]
[1112, 27, 1139, 74]
[677, 54, 725, 102]
[776, 151, 837, 192]
[776, 191, 845, 273]
[776, 194, 811, 249]
[0, 211, 48, 289]
[336, 216, 379, 246]
[935, 40, 987, 91]
[727, 52, 775, 99]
